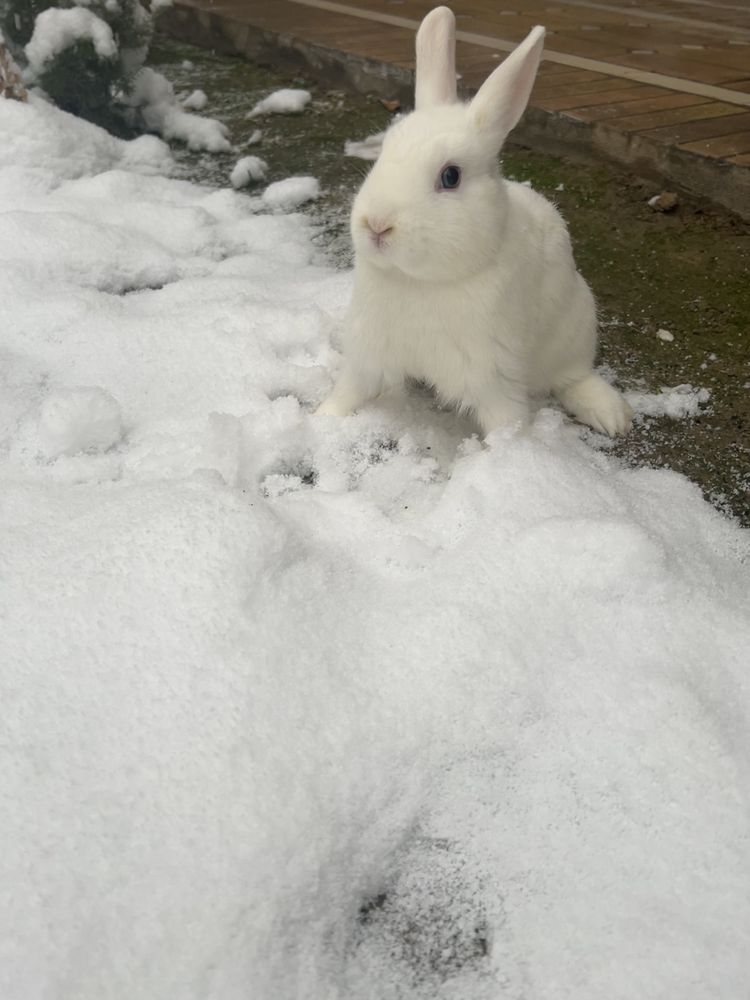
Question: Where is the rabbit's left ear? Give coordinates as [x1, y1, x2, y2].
[469, 26, 545, 147]
[415, 6, 458, 110]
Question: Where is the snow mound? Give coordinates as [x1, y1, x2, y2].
[37, 386, 123, 458]
[181, 88, 207, 111]
[626, 383, 710, 419]
[0, 209, 179, 292]
[0, 95, 173, 184]
[230, 155, 267, 189]
[249, 87, 311, 116]
[130, 68, 230, 153]
[2, 94, 750, 1000]
[262, 175, 320, 211]
[25, 7, 117, 76]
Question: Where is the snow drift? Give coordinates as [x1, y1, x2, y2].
[1, 95, 749, 1000]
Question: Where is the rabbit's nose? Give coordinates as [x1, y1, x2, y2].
[364, 217, 394, 246]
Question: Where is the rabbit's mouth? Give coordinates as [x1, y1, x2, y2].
[360, 216, 394, 253]
[370, 230, 392, 251]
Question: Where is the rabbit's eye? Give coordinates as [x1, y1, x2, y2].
[438, 165, 461, 190]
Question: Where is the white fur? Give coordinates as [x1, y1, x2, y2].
[317, 7, 632, 437]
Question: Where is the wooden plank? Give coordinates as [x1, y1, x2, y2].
[532, 76, 643, 100]
[604, 100, 743, 132]
[679, 129, 750, 156]
[533, 67, 620, 86]
[535, 0, 750, 38]
[535, 84, 672, 111]
[559, 92, 713, 122]
[640, 110, 750, 144]
[727, 152, 750, 164]
[614, 50, 745, 86]
[282, 0, 750, 107]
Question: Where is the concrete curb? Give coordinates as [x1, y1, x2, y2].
[161, 3, 750, 220]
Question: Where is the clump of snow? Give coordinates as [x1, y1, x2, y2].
[2, 94, 750, 1000]
[25, 7, 117, 76]
[181, 88, 207, 111]
[0, 94, 173, 183]
[230, 155, 267, 189]
[36, 386, 123, 458]
[129, 67, 230, 152]
[249, 87, 311, 117]
[656, 327, 674, 342]
[626, 383, 710, 419]
[262, 175, 320, 211]
[344, 131, 384, 161]
[247, 127, 262, 145]
[181, 59, 194, 70]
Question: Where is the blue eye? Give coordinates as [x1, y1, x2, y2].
[439, 165, 461, 190]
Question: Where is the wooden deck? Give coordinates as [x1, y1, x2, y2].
[162, 0, 750, 214]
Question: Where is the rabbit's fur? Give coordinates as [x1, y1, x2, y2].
[317, 6, 632, 437]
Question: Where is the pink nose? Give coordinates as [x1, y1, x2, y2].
[364, 219, 393, 247]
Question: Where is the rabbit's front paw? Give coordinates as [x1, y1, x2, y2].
[315, 366, 383, 419]
[315, 395, 352, 417]
[474, 390, 530, 437]
[557, 373, 633, 437]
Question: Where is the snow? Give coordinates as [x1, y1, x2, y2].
[181, 87, 207, 111]
[626, 383, 710, 419]
[25, 7, 117, 76]
[128, 67, 230, 152]
[0, 94, 174, 182]
[35, 386, 123, 458]
[2, 95, 750, 1000]
[656, 327, 674, 342]
[249, 87, 311, 116]
[230, 154, 267, 189]
[262, 175, 320, 210]
[344, 131, 385, 161]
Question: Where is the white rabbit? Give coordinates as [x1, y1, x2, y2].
[317, 5, 632, 437]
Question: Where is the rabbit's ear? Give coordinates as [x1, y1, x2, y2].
[415, 6, 458, 110]
[469, 26, 544, 147]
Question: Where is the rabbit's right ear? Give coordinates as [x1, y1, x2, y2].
[469, 26, 545, 148]
[415, 6, 457, 111]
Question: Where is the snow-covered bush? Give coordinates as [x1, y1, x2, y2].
[1, 0, 155, 131]
[0, 0, 231, 148]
